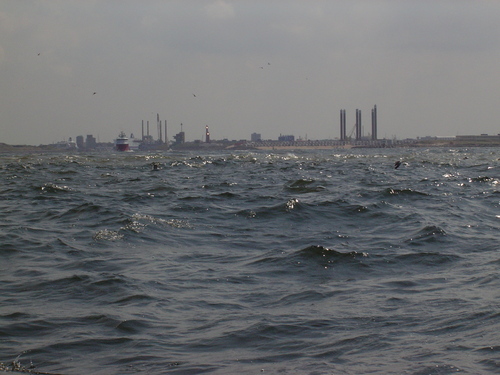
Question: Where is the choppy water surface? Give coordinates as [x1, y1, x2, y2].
[1, 147, 500, 374]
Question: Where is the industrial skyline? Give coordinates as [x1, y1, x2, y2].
[42, 101, 499, 149]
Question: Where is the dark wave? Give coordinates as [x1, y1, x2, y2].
[405, 225, 448, 245]
[284, 179, 326, 193]
[0, 319, 57, 338]
[34, 183, 73, 194]
[383, 187, 430, 197]
[294, 245, 367, 261]
[249, 245, 369, 276]
[235, 198, 303, 219]
[393, 251, 459, 266]
[56, 202, 105, 218]
[115, 319, 151, 334]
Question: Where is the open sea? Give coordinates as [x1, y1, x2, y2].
[1, 147, 500, 375]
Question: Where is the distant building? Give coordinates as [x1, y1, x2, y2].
[86, 135, 97, 149]
[455, 134, 500, 142]
[174, 131, 185, 144]
[251, 133, 261, 142]
[75, 134, 97, 150]
[278, 134, 295, 142]
[76, 135, 84, 149]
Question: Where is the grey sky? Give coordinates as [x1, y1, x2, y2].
[1, 0, 500, 145]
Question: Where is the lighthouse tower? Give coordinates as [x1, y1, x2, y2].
[205, 125, 210, 143]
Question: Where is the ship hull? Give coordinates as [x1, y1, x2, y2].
[115, 143, 130, 151]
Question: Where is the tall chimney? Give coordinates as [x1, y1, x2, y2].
[340, 109, 346, 141]
[356, 109, 362, 140]
[371, 105, 377, 140]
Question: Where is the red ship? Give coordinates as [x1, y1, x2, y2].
[114, 131, 130, 151]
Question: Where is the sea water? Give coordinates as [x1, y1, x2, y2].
[1, 147, 499, 374]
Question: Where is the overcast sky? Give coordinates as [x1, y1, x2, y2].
[1, 0, 500, 145]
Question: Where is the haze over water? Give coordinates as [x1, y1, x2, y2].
[1, 147, 500, 374]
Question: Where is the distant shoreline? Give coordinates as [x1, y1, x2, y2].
[2, 140, 500, 154]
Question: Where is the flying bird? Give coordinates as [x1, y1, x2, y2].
[394, 161, 401, 169]
[93, 92, 96, 95]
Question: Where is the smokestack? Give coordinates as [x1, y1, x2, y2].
[356, 109, 362, 140]
[343, 109, 346, 140]
[371, 105, 377, 140]
[142, 120, 144, 141]
[165, 120, 168, 149]
[340, 109, 346, 141]
[340, 110, 343, 140]
[355, 109, 357, 140]
[157, 114, 162, 143]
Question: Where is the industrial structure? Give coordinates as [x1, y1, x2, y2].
[340, 109, 346, 141]
[371, 105, 377, 140]
[355, 109, 362, 140]
[137, 114, 169, 150]
[340, 105, 377, 142]
[173, 123, 185, 145]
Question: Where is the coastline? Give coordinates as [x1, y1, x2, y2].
[2, 140, 500, 154]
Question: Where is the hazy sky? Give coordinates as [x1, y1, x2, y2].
[1, 0, 500, 145]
